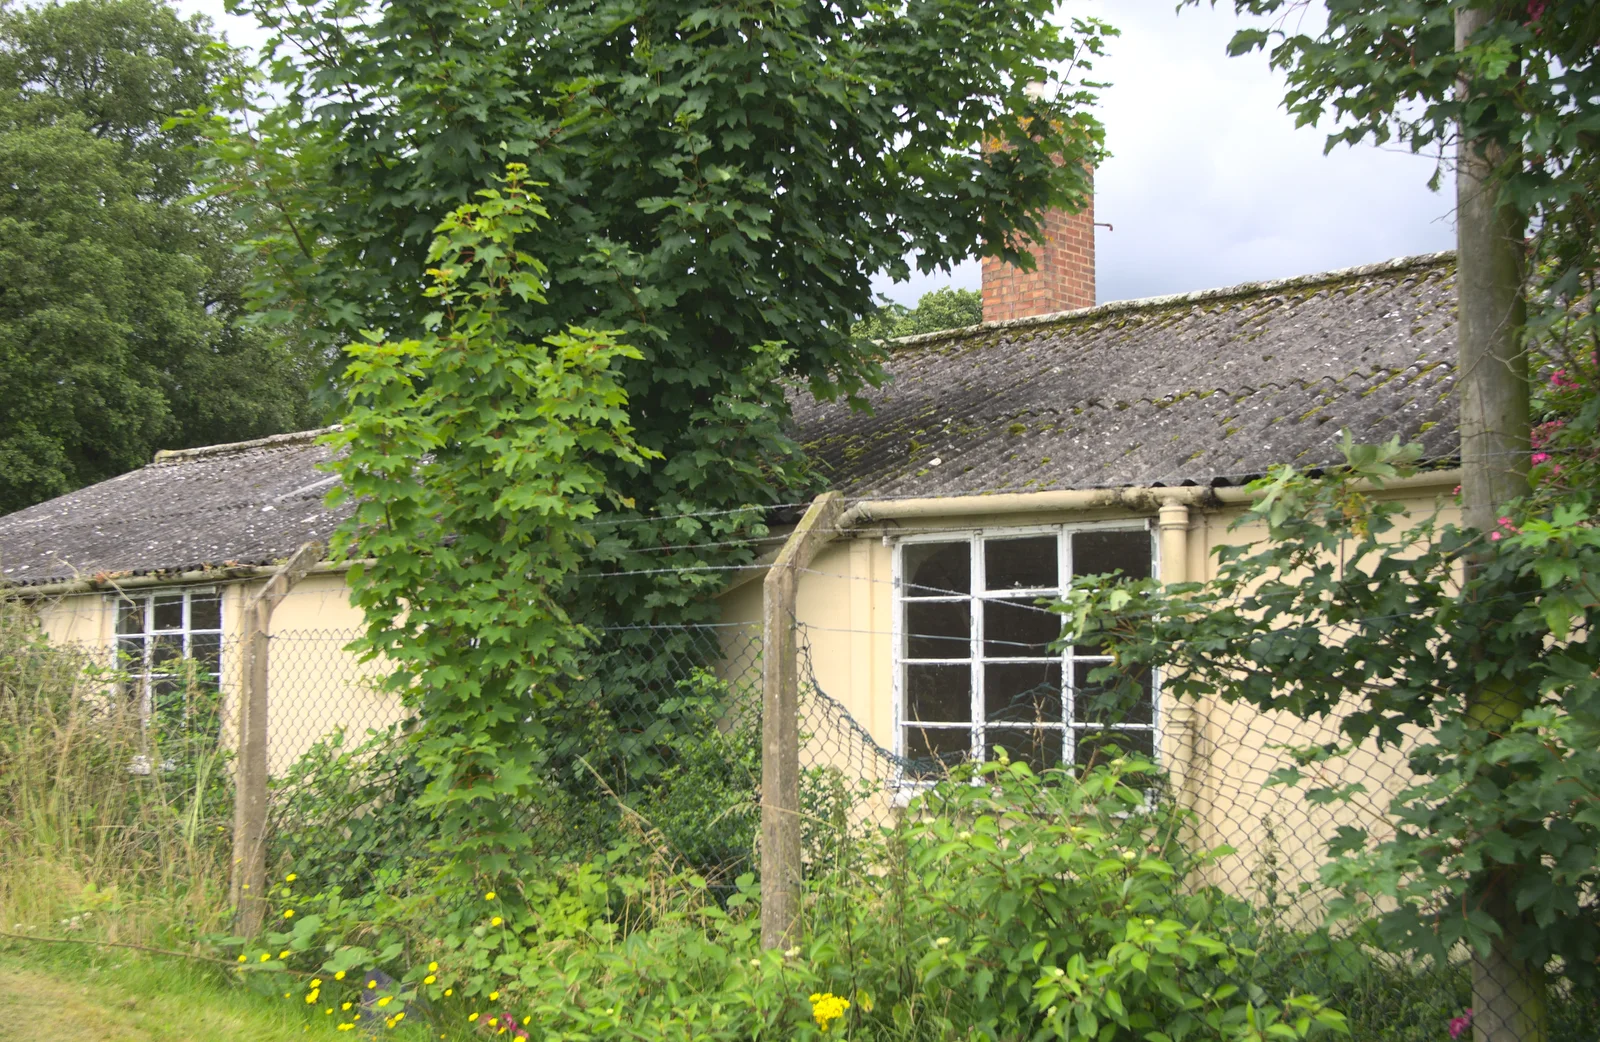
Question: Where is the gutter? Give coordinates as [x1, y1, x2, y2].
[722, 469, 1461, 594]
[7, 559, 359, 599]
[11, 469, 1461, 600]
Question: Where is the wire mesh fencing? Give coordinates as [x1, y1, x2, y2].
[214, 605, 1590, 1039]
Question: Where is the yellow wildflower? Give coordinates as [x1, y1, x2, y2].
[484, 891, 496, 900]
[468, 1013, 480, 1022]
[237, 955, 247, 963]
[444, 989, 453, 997]
[343, 1003, 353, 1011]
[283, 910, 295, 919]
[491, 916, 503, 926]
[428, 961, 438, 972]
[310, 979, 322, 988]
[809, 992, 850, 1032]
[337, 1024, 354, 1032]
[259, 954, 272, 963]
[280, 951, 290, 959]
[423, 975, 436, 985]
[378, 996, 392, 1008]
[395, 1013, 406, 1022]
[335, 970, 346, 981]
[489, 991, 499, 1001]
[286, 873, 298, 882]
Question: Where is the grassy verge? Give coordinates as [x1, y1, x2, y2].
[0, 945, 468, 1041]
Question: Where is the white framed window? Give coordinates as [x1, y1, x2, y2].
[113, 587, 224, 729]
[893, 523, 1156, 780]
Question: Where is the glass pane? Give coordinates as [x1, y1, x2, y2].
[1071, 662, 1153, 725]
[903, 542, 970, 597]
[114, 636, 145, 669]
[983, 599, 1063, 657]
[985, 536, 1057, 591]
[906, 601, 969, 659]
[116, 599, 145, 635]
[906, 664, 970, 723]
[151, 675, 185, 714]
[1072, 728, 1155, 771]
[190, 633, 223, 674]
[189, 594, 222, 631]
[985, 727, 1062, 774]
[985, 662, 1062, 724]
[903, 726, 970, 779]
[150, 635, 184, 669]
[1072, 529, 1151, 581]
[152, 594, 185, 631]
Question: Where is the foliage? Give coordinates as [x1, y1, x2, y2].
[194, 0, 1115, 642]
[324, 165, 658, 881]
[855, 288, 984, 342]
[0, 0, 321, 514]
[0, 592, 233, 944]
[242, 755, 1352, 1042]
[1061, 434, 1600, 991]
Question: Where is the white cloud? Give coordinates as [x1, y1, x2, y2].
[873, 0, 1455, 308]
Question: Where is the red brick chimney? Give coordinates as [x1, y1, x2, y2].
[981, 184, 1096, 321]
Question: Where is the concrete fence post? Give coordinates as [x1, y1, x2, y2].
[760, 492, 843, 950]
[230, 541, 323, 937]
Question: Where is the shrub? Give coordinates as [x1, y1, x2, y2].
[248, 754, 1349, 1042]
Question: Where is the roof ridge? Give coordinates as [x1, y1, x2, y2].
[888, 249, 1457, 349]
[151, 426, 341, 464]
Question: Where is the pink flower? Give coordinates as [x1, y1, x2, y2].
[1497, 516, 1513, 526]
[1449, 1009, 1474, 1040]
[1490, 532, 1502, 541]
[1532, 453, 1550, 464]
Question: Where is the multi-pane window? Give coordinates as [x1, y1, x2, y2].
[895, 526, 1155, 779]
[114, 588, 224, 726]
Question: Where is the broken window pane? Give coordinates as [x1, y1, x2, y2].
[985, 535, 1056, 591]
[903, 542, 970, 597]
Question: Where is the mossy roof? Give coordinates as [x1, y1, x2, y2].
[0, 253, 1459, 587]
[791, 251, 1458, 498]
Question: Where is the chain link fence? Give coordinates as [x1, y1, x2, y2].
[68, 602, 1582, 1040]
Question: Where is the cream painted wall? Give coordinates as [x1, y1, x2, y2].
[716, 481, 1459, 910]
[26, 569, 401, 774]
[17, 479, 1456, 896]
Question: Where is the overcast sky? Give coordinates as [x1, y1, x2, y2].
[176, 0, 1457, 308]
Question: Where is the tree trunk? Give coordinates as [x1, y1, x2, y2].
[1454, 10, 1543, 1042]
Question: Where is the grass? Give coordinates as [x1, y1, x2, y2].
[0, 947, 470, 1042]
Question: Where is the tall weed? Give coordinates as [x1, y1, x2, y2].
[0, 595, 233, 945]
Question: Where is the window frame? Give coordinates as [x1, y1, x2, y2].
[111, 586, 225, 737]
[890, 520, 1160, 786]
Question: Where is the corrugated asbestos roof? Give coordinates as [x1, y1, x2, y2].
[0, 252, 1459, 587]
[793, 251, 1458, 499]
[0, 430, 349, 586]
